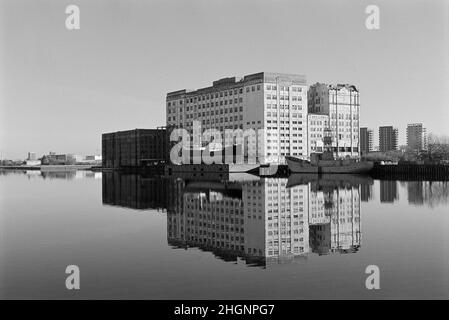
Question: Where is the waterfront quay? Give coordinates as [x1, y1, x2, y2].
[370, 163, 449, 181]
[93, 162, 449, 181]
[0, 164, 94, 171]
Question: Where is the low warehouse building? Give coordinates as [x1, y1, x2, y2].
[102, 127, 170, 168]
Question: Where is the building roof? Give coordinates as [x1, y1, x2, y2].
[167, 72, 307, 98]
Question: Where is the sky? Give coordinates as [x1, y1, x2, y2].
[0, 0, 448, 159]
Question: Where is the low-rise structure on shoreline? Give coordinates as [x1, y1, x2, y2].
[102, 127, 169, 168]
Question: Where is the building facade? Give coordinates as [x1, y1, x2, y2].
[41, 152, 76, 165]
[102, 128, 169, 168]
[308, 184, 361, 255]
[166, 176, 362, 265]
[406, 123, 427, 152]
[307, 113, 329, 155]
[359, 127, 373, 154]
[378, 126, 399, 152]
[166, 72, 309, 164]
[27, 152, 37, 161]
[307, 83, 360, 158]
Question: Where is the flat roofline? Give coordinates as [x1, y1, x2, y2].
[102, 127, 166, 136]
[166, 71, 307, 98]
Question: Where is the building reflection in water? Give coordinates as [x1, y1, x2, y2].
[407, 181, 449, 208]
[102, 172, 373, 267]
[380, 180, 399, 203]
[360, 183, 373, 202]
[307, 177, 361, 256]
[102, 171, 168, 210]
[0, 169, 102, 180]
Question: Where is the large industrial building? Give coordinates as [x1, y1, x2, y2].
[102, 74, 363, 168]
[166, 72, 309, 164]
[102, 127, 169, 168]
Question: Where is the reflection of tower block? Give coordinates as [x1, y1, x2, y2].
[322, 128, 335, 160]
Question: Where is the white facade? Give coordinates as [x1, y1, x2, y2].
[308, 184, 361, 254]
[167, 177, 361, 263]
[243, 178, 310, 260]
[25, 160, 41, 166]
[308, 83, 360, 158]
[166, 72, 308, 164]
[307, 114, 330, 155]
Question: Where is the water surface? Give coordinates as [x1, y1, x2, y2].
[1, 170, 448, 299]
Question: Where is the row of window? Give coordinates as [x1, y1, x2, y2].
[246, 85, 261, 92]
[266, 104, 303, 110]
[167, 84, 306, 108]
[267, 125, 303, 129]
[168, 99, 245, 114]
[267, 146, 303, 150]
[267, 139, 303, 144]
[266, 95, 303, 101]
[168, 88, 246, 107]
[266, 85, 303, 92]
[266, 112, 303, 118]
[331, 113, 359, 120]
[267, 133, 303, 137]
[266, 119, 304, 124]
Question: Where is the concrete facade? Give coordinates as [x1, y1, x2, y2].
[379, 126, 399, 152]
[360, 127, 373, 154]
[307, 113, 330, 155]
[407, 123, 427, 152]
[166, 72, 308, 165]
[308, 83, 360, 158]
[166, 177, 361, 264]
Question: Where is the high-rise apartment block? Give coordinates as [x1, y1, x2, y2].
[307, 83, 360, 158]
[166, 72, 308, 164]
[359, 127, 373, 154]
[378, 126, 398, 152]
[406, 123, 427, 152]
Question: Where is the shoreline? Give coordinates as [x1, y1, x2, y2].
[2, 163, 449, 180]
[0, 164, 93, 171]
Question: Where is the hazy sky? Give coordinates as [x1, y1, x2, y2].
[0, 0, 448, 159]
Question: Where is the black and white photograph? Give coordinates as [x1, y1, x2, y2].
[1, 0, 449, 307]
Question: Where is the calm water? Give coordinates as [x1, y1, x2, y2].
[1, 170, 449, 299]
